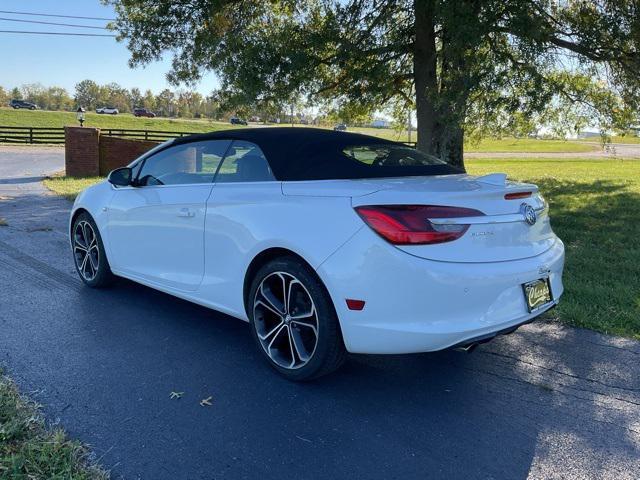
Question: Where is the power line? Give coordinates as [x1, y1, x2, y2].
[0, 17, 108, 30]
[0, 30, 116, 37]
[0, 10, 116, 21]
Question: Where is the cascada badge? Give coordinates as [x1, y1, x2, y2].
[521, 203, 537, 226]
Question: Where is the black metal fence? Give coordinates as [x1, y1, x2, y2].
[0, 126, 66, 144]
[99, 128, 199, 142]
[0, 125, 418, 146]
[0, 126, 202, 145]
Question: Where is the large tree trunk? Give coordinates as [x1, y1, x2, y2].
[432, 122, 464, 169]
[413, 0, 466, 171]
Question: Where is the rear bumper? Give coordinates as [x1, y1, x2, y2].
[449, 303, 556, 352]
[317, 227, 565, 354]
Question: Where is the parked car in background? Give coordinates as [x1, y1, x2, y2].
[334, 123, 347, 131]
[96, 107, 119, 115]
[230, 117, 248, 126]
[10, 99, 38, 110]
[134, 107, 156, 118]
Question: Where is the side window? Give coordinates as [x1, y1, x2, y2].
[137, 140, 230, 186]
[215, 140, 275, 183]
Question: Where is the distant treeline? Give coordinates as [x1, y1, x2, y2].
[0, 81, 382, 127]
[0, 80, 237, 119]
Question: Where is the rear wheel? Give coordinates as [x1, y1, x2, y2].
[72, 212, 114, 288]
[248, 257, 346, 381]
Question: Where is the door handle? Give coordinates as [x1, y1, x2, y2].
[178, 208, 195, 218]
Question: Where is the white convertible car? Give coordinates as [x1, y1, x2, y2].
[70, 128, 564, 380]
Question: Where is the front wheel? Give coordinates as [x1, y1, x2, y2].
[71, 212, 114, 288]
[248, 257, 346, 381]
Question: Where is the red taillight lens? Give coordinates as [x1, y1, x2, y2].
[354, 205, 484, 245]
[504, 191, 532, 200]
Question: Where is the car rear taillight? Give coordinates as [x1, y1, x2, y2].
[354, 205, 485, 245]
[504, 191, 532, 200]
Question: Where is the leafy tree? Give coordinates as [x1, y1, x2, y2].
[74, 80, 102, 110]
[0, 86, 7, 106]
[129, 87, 143, 109]
[142, 89, 157, 111]
[107, 0, 640, 168]
[20, 83, 47, 107]
[46, 86, 74, 111]
[9, 87, 21, 100]
[155, 89, 176, 117]
[101, 82, 131, 112]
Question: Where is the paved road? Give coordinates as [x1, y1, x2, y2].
[1, 147, 639, 480]
[465, 142, 640, 158]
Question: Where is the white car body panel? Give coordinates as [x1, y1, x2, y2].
[317, 225, 564, 353]
[107, 183, 213, 291]
[198, 182, 364, 319]
[71, 160, 565, 355]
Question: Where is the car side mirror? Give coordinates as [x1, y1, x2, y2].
[107, 167, 133, 187]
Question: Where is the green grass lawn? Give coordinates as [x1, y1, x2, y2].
[0, 369, 107, 479]
[467, 157, 640, 340]
[44, 157, 640, 340]
[576, 135, 640, 144]
[43, 176, 103, 201]
[609, 135, 640, 144]
[466, 137, 596, 153]
[0, 107, 239, 134]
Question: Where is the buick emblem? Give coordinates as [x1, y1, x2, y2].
[521, 203, 537, 226]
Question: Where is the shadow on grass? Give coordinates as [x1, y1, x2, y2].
[531, 178, 640, 339]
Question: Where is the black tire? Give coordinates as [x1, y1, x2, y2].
[71, 212, 115, 288]
[30, 106, 36, 110]
[248, 256, 347, 381]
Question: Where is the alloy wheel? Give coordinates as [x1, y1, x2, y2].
[253, 271, 319, 369]
[73, 220, 100, 282]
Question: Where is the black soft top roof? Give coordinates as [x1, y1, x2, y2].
[173, 127, 460, 181]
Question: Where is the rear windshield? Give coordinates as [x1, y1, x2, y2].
[278, 143, 461, 181]
[343, 144, 447, 167]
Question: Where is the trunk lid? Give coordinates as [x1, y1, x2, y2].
[282, 174, 555, 263]
[351, 174, 556, 262]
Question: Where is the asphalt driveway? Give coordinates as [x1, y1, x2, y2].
[0, 146, 639, 479]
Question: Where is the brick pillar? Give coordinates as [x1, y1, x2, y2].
[98, 136, 159, 176]
[65, 126, 100, 177]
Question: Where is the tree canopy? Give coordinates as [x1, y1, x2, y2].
[107, 0, 639, 168]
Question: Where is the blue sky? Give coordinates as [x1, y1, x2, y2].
[0, 0, 219, 95]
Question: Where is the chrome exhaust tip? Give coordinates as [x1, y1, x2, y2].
[454, 343, 478, 353]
